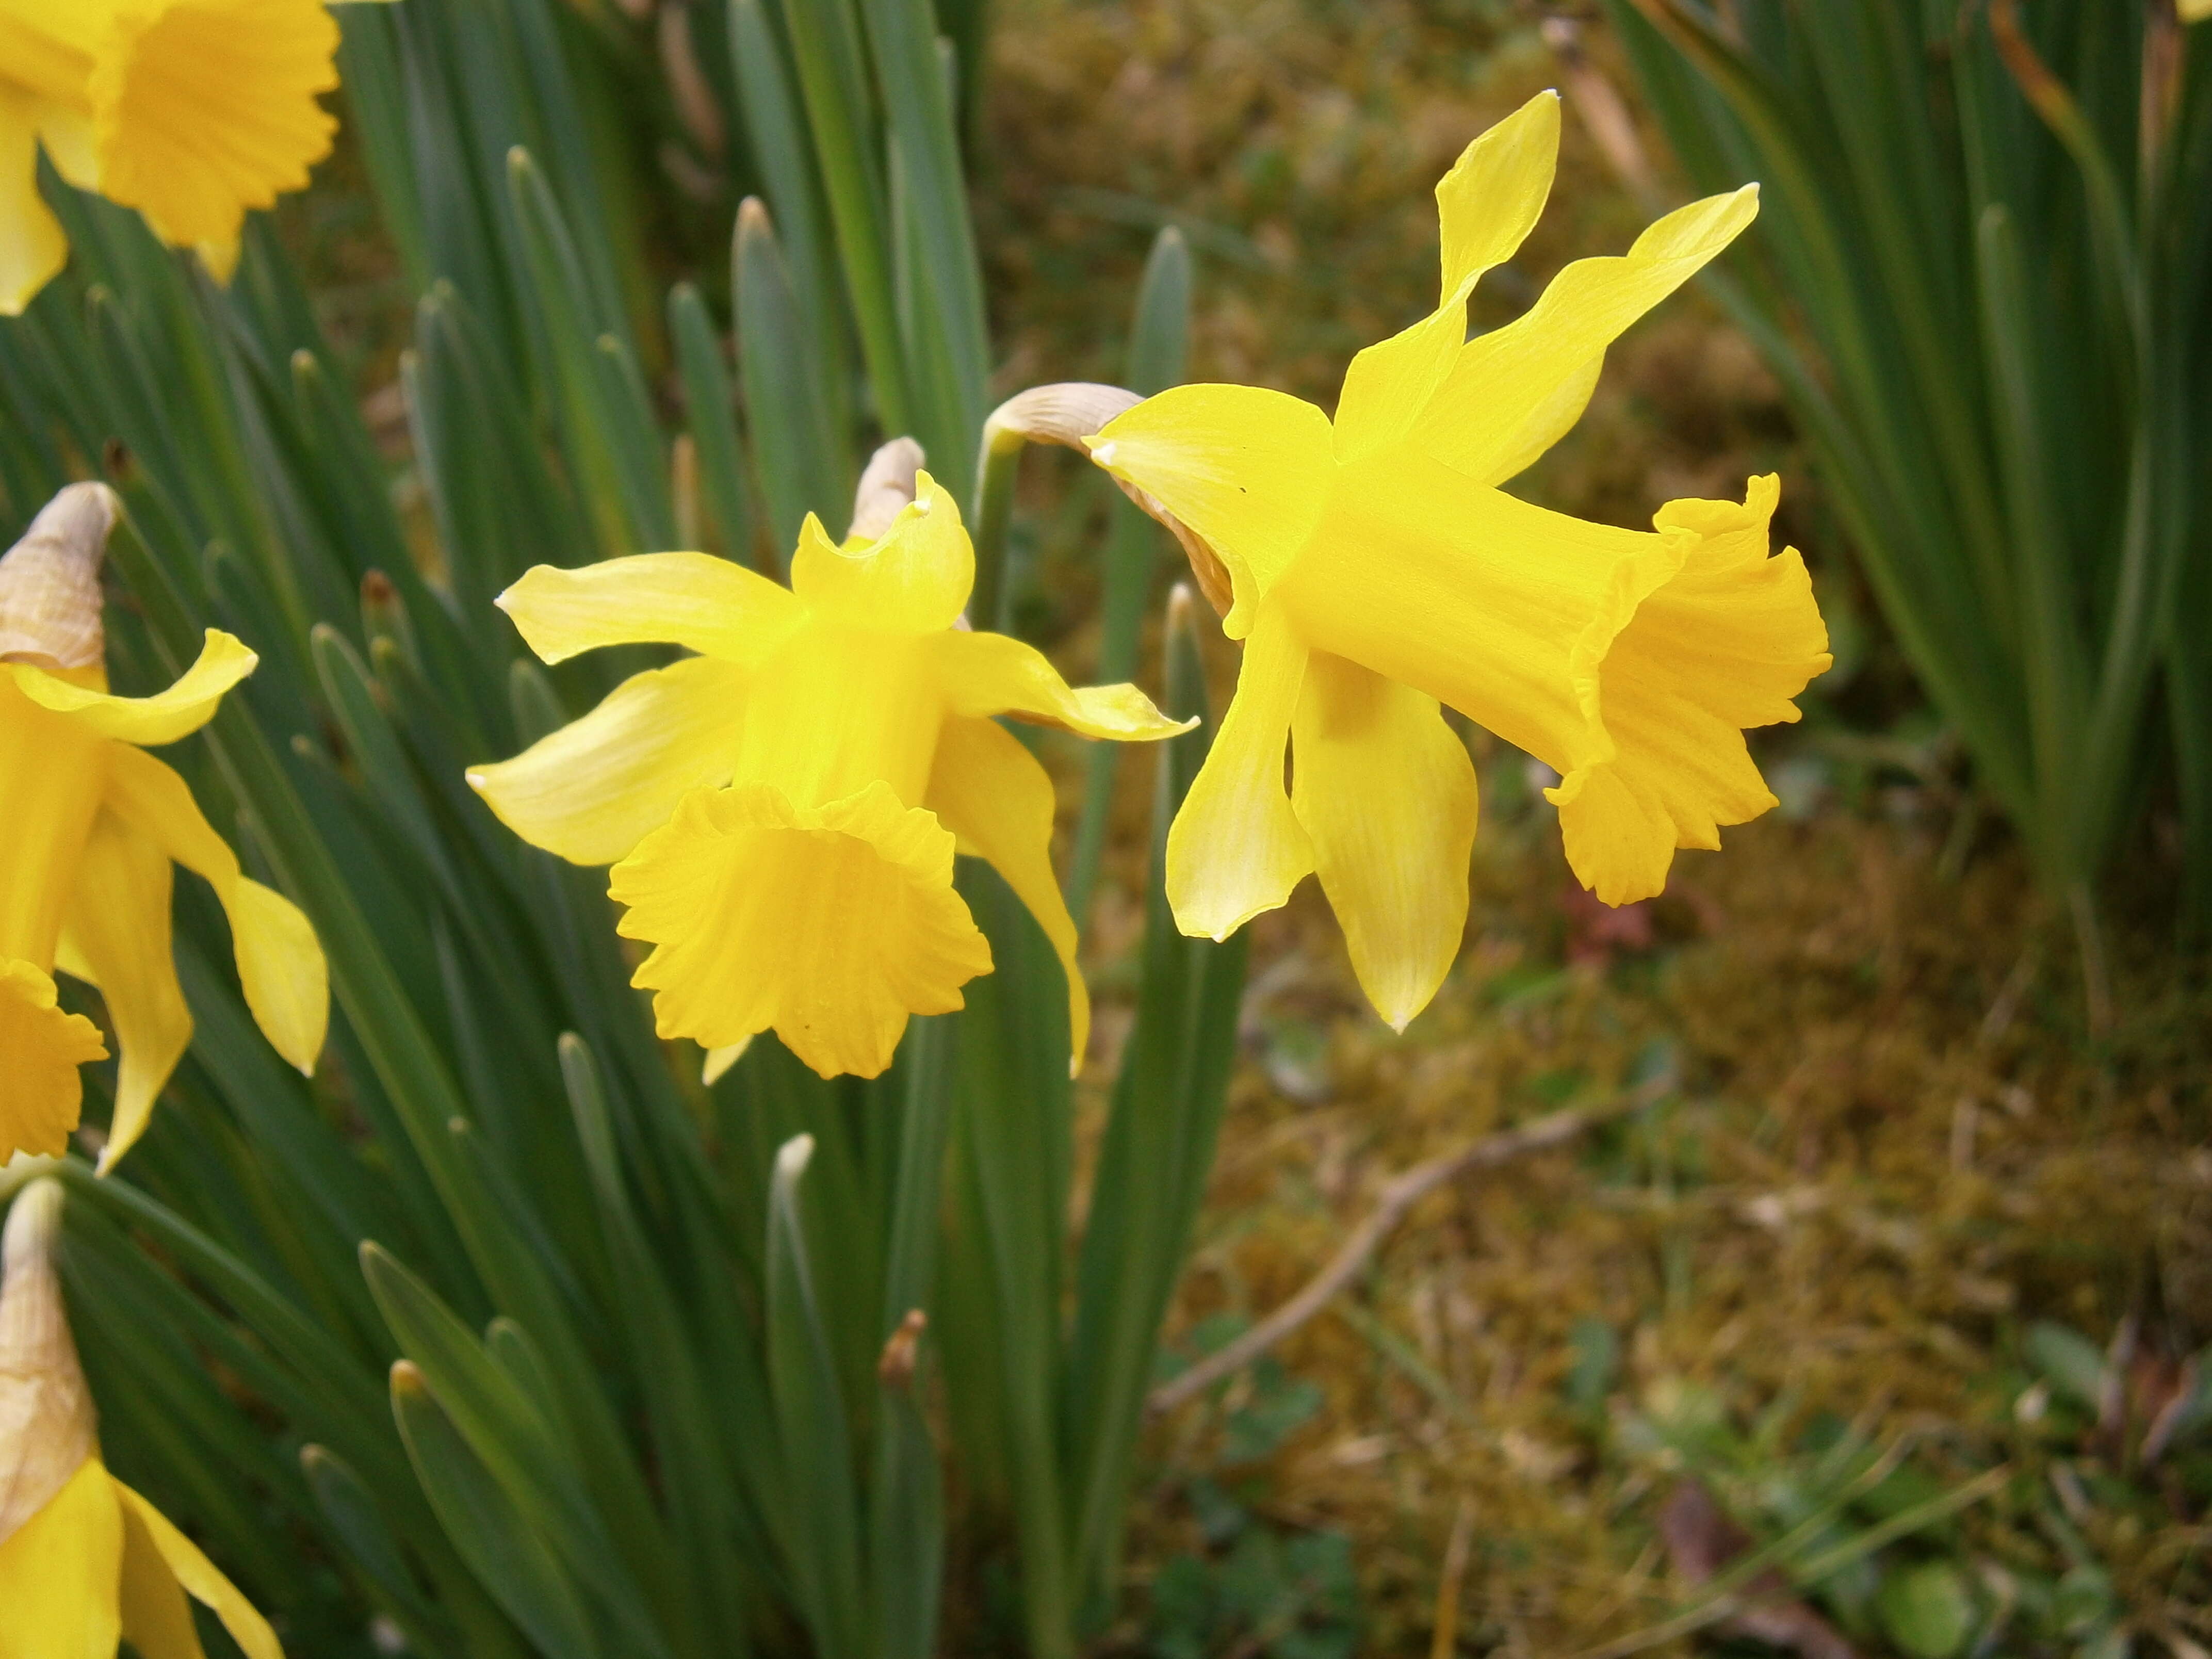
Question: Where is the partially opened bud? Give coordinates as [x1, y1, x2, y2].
[0, 482, 119, 672]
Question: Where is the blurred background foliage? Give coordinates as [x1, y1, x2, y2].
[1, 0, 2208, 1657]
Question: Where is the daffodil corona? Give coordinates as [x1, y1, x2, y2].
[470, 455, 1188, 1081]
[0, 484, 328, 1168]
[1084, 91, 1831, 1031]
[0, 1176, 284, 1659]
[0, 0, 379, 313]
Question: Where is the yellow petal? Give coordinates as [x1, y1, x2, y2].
[1549, 476, 1831, 904]
[194, 235, 240, 285]
[610, 782, 993, 1080]
[0, 671, 110, 968]
[102, 748, 327, 1075]
[1333, 92, 1563, 464]
[0, 7, 100, 109]
[0, 959, 106, 1162]
[1088, 386, 1336, 638]
[924, 716, 1089, 1072]
[0, 1457, 122, 1659]
[117, 1497, 203, 1659]
[1476, 351, 1604, 490]
[1164, 604, 1314, 939]
[7, 628, 255, 745]
[497, 552, 803, 666]
[701, 1038, 751, 1087]
[1331, 304, 1467, 465]
[57, 812, 192, 1172]
[88, 0, 338, 252]
[1420, 185, 1760, 486]
[1289, 653, 1477, 1031]
[115, 1478, 284, 1659]
[467, 656, 745, 866]
[790, 470, 972, 633]
[929, 630, 1191, 742]
[0, 84, 69, 317]
[1436, 90, 1561, 299]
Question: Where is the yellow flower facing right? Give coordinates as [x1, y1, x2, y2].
[1086, 91, 1831, 1031]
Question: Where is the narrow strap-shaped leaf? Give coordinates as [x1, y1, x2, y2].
[765, 1133, 870, 1659]
[735, 199, 853, 561]
[1064, 590, 1245, 1599]
[859, 0, 990, 494]
[300, 1443, 461, 1651]
[508, 149, 676, 554]
[668, 283, 759, 566]
[560, 1035, 757, 1659]
[867, 1016, 955, 1659]
[1069, 226, 1195, 918]
[727, 0, 853, 437]
[948, 867, 1078, 1659]
[362, 1243, 676, 1659]
[389, 1360, 605, 1659]
[775, 0, 916, 436]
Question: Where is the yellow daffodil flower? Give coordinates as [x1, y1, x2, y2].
[469, 454, 1188, 1082]
[0, 0, 386, 313]
[1083, 91, 1830, 1030]
[0, 484, 328, 1168]
[0, 1175, 284, 1659]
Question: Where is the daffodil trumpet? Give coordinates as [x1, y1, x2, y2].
[0, 484, 328, 1169]
[0, 0, 393, 315]
[470, 441, 1191, 1082]
[1079, 90, 1831, 1032]
[0, 1174, 285, 1659]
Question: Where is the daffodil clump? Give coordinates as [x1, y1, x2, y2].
[0, 484, 327, 1169]
[1084, 91, 1831, 1031]
[0, 1177, 284, 1659]
[471, 457, 1188, 1081]
[0, 0, 373, 312]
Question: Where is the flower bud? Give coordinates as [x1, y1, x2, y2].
[0, 483, 120, 671]
[848, 437, 928, 542]
[0, 1175, 97, 1545]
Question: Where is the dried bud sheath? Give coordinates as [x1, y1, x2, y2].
[848, 437, 928, 542]
[983, 382, 1142, 453]
[983, 384, 1236, 619]
[0, 483, 120, 671]
[0, 1177, 97, 1544]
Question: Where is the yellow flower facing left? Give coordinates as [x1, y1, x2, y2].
[0, 0, 383, 313]
[470, 451, 1189, 1081]
[1085, 91, 1831, 1032]
[0, 484, 329, 1169]
[0, 1175, 284, 1659]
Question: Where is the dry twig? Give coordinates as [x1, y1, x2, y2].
[1148, 1087, 1664, 1416]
